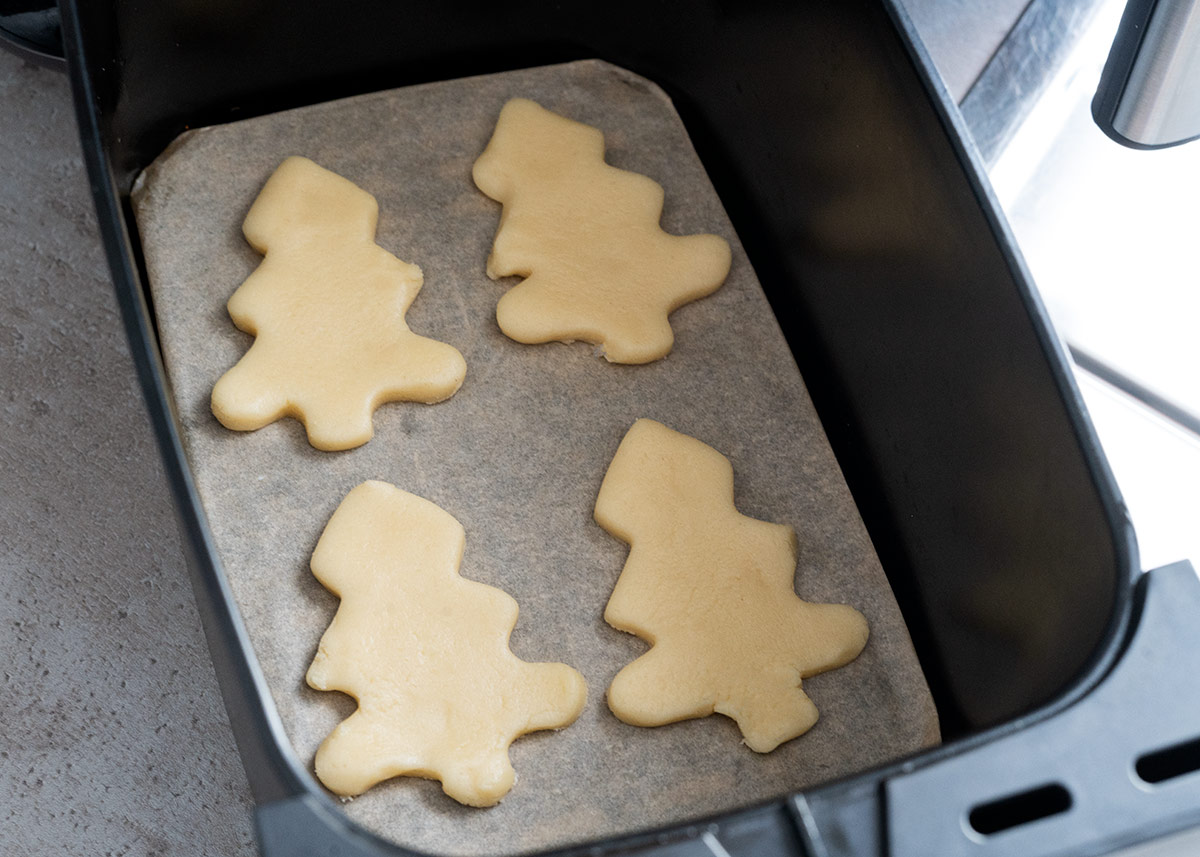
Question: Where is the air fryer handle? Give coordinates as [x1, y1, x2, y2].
[799, 561, 1200, 857]
[1093, 0, 1200, 149]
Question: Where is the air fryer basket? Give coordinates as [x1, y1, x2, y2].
[59, 1, 1200, 855]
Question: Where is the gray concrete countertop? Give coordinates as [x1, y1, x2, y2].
[0, 51, 255, 854]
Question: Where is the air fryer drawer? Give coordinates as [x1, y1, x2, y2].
[60, 2, 1153, 856]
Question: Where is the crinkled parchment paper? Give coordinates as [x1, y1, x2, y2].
[133, 59, 938, 857]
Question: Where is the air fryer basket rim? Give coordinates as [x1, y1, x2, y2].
[57, 0, 1141, 854]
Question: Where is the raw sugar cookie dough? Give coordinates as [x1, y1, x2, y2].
[596, 419, 869, 752]
[211, 157, 466, 452]
[473, 99, 731, 364]
[306, 481, 585, 807]
[132, 59, 938, 857]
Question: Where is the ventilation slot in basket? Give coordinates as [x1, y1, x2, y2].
[1136, 736, 1200, 785]
[968, 783, 1072, 836]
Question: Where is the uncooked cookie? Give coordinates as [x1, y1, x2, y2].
[306, 481, 587, 806]
[210, 156, 466, 451]
[473, 99, 732, 364]
[595, 419, 869, 752]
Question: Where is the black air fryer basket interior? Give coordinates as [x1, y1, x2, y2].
[59, 1, 1150, 856]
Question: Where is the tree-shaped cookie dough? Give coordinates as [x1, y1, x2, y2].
[306, 480, 587, 807]
[211, 157, 466, 451]
[595, 419, 869, 752]
[472, 99, 732, 364]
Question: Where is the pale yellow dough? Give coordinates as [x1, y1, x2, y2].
[473, 99, 732, 364]
[211, 156, 466, 451]
[595, 419, 869, 752]
[306, 481, 587, 807]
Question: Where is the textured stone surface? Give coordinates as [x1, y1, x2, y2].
[0, 51, 255, 855]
